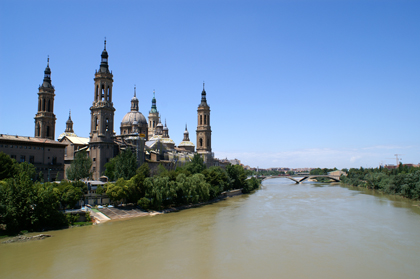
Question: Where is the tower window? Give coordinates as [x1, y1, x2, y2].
[38, 99, 41, 111]
[207, 138, 210, 147]
[96, 85, 99, 101]
[95, 117, 98, 131]
[107, 86, 110, 101]
[200, 138, 203, 147]
[204, 115, 207, 125]
[200, 115, 202, 125]
[101, 84, 105, 100]
[42, 99, 46, 111]
[105, 118, 109, 132]
[153, 121, 155, 128]
[47, 126, 50, 137]
[48, 100, 51, 112]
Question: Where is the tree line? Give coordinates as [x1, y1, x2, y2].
[0, 152, 89, 233]
[104, 153, 260, 210]
[0, 150, 260, 233]
[340, 164, 420, 200]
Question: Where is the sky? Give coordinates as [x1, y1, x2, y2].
[0, 0, 419, 169]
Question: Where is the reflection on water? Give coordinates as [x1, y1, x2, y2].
[1, 178, 420, 279]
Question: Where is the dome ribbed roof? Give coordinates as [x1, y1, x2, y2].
[179, 141, 195, 147]
[121, 111, 147, 125]
[149, 134, 175, 144]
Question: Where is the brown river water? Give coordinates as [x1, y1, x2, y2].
[1, 178, 420, 279]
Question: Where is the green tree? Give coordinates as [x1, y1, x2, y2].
[185, 154, 206, 174]
[66, 151, 92, 180]
[0, 172, 35, 232]
[32, 183, 66, 229]
[106, 178, 128, 205]
[55, 180, 84, 209]
[103, 157, 117, 181]
[0, 152, 18, 180]
[202, 166, 230, 198]
[126, 163, 150, 203]
[243, 177, 260, 194]
[114, 149, 137, 180]
[226, 164, 247, 190]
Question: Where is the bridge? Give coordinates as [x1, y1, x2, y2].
[259, 174, 341, 184]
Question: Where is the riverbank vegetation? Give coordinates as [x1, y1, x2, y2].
[341, 164, 420, 200]
[0, 150, 259, 234]
[0, 152, 91, 235]
[105, 154, 260, 210]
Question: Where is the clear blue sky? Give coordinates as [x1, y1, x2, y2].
[1, 0, 419, 169]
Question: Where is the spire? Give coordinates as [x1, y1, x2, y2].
[67, 110, 72, 122]
[150, 90, 158, 113]
[65, 109, 74, 133]
[99, 38, 109, 73]
[131, 85, 139, 112]
[41, 56, 53, 88]
[199, 82, 208, 106]
[183, 123, 190, 141]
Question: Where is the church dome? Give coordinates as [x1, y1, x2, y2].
[121, 111, 147, 125]
[179, 140, 195, 147]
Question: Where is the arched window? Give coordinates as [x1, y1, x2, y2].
[107, 86, 110, 101]
[42, 99, 45, 111]
[101, 84, 105, 100]
[200, 138, 203, 147]
[153, 121, 155, 128]
[204, 115, 207, 125]
[96, 85, 99, 101]
[38, 99, 41, 111]
[95, 117, 98, 131]
[37, 123, 40, 137]
[207, 138, 210, 147]
[48, 100, 51, 112]
[46, 126, 50, 137]
[200, 115, 202, 125]
[105, 118, 109, 132]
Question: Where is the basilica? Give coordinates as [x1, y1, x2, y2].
[33, 40, 215, 180]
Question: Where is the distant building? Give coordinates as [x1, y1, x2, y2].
[0, 134, 66, 181]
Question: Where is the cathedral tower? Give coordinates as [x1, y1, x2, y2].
[196, 83, 212, 165]
[89, 40, 116, 180]
[148, 90, 160, 138]
[34, 57, 56, 140]
[65, 111, 74, 133]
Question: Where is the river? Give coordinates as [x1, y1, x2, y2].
[1, 178, 420, 279]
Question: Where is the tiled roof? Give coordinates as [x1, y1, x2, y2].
[0, 134, 67, 146]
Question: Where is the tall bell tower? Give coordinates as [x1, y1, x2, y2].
[34, 57, 56, 140]
[196, 83, 213, 165]
[89, 40, 116, 180]
[148, 90, 160, 138]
